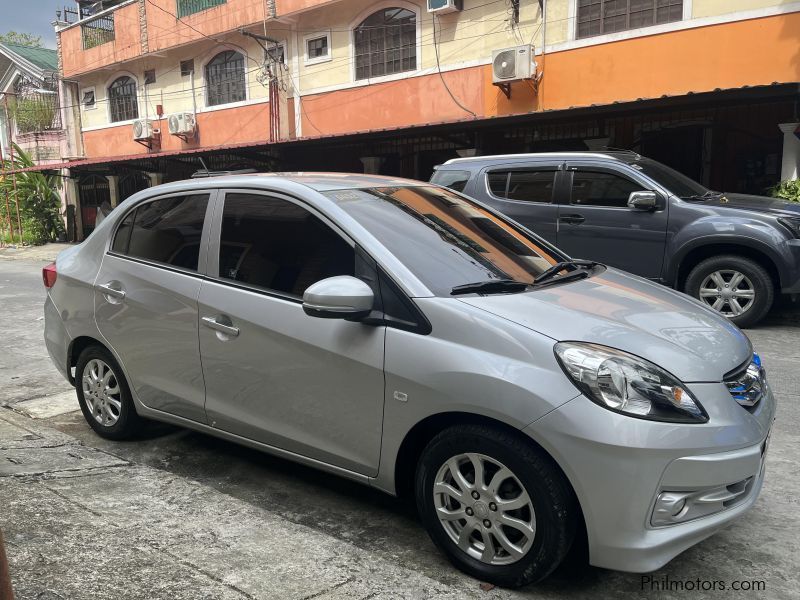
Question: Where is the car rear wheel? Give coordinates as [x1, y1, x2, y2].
[75, 345, 143, 440]
[415, 424, 577, 588]
[684, 255, 774, 328]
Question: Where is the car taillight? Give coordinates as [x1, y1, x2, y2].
[42, 262, 57, 289]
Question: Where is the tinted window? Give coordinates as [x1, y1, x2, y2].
[430, 169, 470, 192]
[630, 158, 707, 198]
[570, 171, 643, 207]
[219, 193, 355, 297]
[487, 171, 508, 197]
[112, 212, 134, 254]
[326, 186, 561, 296]
[507, 171, 555, 203]
[118, 194, 209, 270]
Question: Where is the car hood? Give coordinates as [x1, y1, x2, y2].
[706, 192, 800, 217]
[457, 268, 752, 383]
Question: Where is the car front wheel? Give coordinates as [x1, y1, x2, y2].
[684, 255, 774, 328]
[415, 424, 577, 588]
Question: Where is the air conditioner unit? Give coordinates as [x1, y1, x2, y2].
[132, 119, 154, 141]
[167, 112, 196, 136]
[427, 0, 461, 14]
[491, 45, 535, 84]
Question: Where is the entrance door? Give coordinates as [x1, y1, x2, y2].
[556, 164, 669, 278]
[78, 175, 110, 239]
[198, 190, 386, 476]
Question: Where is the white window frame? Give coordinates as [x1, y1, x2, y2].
[201, 46, 251, 108]
[303, 31, 331, 66]
[81, 86, 97, 111]
[104, 71, 141, 126]
[265, 41, 288, 65]
[569, 0, 687, 42]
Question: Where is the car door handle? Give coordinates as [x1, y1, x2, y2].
[559, 214, 586, 225]
[95, 283, 126, 300]
[201, 316, 240, 338]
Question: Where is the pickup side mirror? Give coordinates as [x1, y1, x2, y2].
[627, 190, 659, 210]
[302, 276, 374, 321]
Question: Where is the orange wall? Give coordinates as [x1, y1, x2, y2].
[61, 2, 143, 78]
[146, 0, 267, 52]
[274, 0, 340, 16]
[83, 101, 278, 157]
[301, 12, 800, 136]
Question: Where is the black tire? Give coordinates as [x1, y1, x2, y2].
[415, 424, 577, 588]
[75, 345, 143, 440]
[684, 255, 774, 328]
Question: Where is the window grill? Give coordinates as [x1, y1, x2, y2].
[354, 8, 416, 80]
[577, 0, 682, 38]
[206, 51, 246, 106]
[177, 0, 226, 18]
[108, 76, 139, 122]
[11, 74, 62, 133]
[81, 13, 115, 49]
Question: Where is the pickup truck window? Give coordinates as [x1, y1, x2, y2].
[486, 170, 556, 203]
[571, 170, 643, 208]
[430, 169, 470, 192]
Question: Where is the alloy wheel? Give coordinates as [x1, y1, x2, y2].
[699, 270, 755, 318]
[81, 358, 122, 427]
[433, 452, 536, 565]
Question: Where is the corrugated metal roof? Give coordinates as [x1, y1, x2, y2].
[0, 43, 58, 72]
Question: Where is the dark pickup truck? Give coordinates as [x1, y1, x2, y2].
[431, 151, 800, 327]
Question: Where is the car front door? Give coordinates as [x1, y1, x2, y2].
[197, 190, 386, 476]
[555, 164, 669, 278]
[478, 166, 560, 244]
[94, 191, 214, 423]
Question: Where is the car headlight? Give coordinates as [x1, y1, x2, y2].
[778, 217, 800, 238]
[554, 342, 708, 423]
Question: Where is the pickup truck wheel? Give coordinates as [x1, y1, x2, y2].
[684, 255, 774, 328]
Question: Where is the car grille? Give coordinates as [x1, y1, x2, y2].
[724, 354, 767, 411]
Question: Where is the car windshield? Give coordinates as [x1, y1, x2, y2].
[324, 186, 564, 296]
[629, 157, 709, 198]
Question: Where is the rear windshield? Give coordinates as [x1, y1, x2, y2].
[324, 186, 562, 296]
[429, 169, 470, 192]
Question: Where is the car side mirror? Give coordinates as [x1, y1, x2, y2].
[627, 190, 659, 210]
[302, 276, 374, 321]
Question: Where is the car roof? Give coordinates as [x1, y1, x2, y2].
[439, 151, 641, 169]
[148, 172, 425, 194]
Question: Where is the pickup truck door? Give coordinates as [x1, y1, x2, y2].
[555, 163, 669, 279]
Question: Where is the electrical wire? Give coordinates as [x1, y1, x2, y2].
[432, 14, 477, 119]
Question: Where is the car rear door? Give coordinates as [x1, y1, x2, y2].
[197, 190, 386, 476]
[555, 162, 669, 278]
[94, 190, 215, 423]
[476, 165, 560, 244]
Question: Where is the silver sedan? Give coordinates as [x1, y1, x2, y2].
[43, 173, 774, 587]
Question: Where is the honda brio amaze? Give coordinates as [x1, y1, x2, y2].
[43, 174, 774, 587]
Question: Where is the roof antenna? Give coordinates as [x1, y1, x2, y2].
[197, 156, 210, 176]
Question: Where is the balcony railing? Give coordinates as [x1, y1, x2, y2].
[177, 0, 227, 18]
[81, 13, 115, 49]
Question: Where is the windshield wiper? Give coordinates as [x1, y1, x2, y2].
[533, 260, 600, 285]
[450, 279, 531, 296]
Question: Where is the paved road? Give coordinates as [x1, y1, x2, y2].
[1, 253, 798, 600]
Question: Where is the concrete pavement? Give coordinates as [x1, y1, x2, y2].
[1, 250, 799, 599]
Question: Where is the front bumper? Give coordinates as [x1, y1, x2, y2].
[523, 382, 775, 573]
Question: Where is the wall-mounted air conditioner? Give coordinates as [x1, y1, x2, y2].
[491, 45, 536, 84]
[168, 112, 196, 136]
[132, 119, 154, 141]
[427, 0, 462, 14]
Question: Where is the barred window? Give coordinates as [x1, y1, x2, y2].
[354, 8, 416, 81]
[108, 76, 138, 123]
[577, 0, 682, 38]
[206, 50, 246, 107]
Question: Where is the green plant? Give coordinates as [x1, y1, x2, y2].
[771, 179, 800, 203]
[0, 143, 65, 244]
[11, 97, 57, 133]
